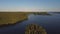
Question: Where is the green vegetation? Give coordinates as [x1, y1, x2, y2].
[25, 24, 47, 34]
[0, 12, 28, 25]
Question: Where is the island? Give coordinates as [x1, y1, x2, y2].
[33, 12, 50, 15]
[53, 12, 60, 14]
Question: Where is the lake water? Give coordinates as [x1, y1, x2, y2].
[0, 12, 60, 34]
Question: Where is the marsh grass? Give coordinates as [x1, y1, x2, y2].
[0, 12, 28, 25]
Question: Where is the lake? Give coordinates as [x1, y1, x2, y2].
[0, 12, 60, 34]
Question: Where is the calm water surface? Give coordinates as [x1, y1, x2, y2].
[0, 13, 60, 34]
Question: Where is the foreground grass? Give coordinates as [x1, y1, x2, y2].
[25, 24, 47, 34]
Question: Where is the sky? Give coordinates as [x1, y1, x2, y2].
[0, 0, 60, 11]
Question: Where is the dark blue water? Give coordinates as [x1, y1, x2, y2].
[0, 13, 60, 34]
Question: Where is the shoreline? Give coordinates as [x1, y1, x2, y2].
[0, 12, 28, 27]
[0, 17, 28, 27]
[0, 12, 50, 27]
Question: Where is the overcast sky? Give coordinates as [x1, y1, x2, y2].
[0, 0, 60, 12]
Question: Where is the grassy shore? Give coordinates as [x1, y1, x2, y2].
[0, 12, 29, 25]
[0, 12, 50, 25]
